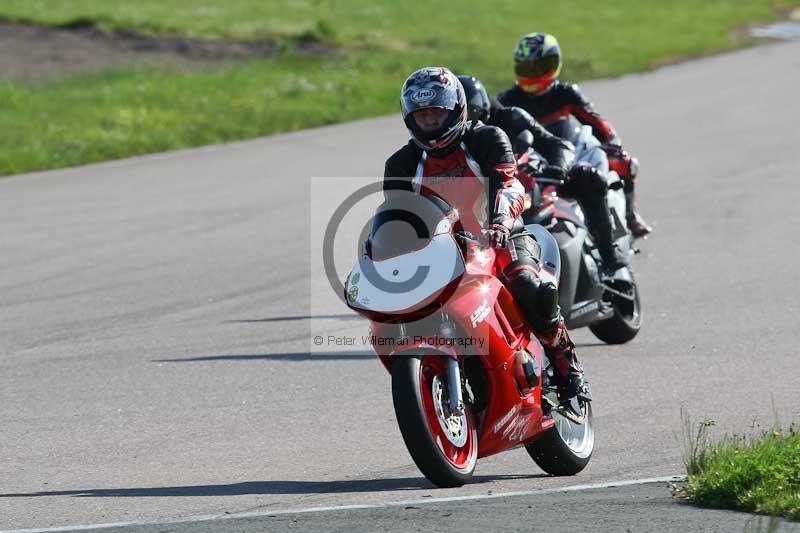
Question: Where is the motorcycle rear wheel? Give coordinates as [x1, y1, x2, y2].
[526, 401, 594, 476]
[391, 354, 477, 487]
[590, 273, 642, 344]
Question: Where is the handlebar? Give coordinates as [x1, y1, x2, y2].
[535, 177, 566, 186]
[517, 159, 566, 187]
[455, 230, 479, 242]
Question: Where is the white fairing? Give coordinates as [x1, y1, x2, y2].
[570, 125, 608, 175]
[569, 126, 628, 243]
[346, 219, 464, 314]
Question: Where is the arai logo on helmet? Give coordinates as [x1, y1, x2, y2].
[411, 89, 436, 103]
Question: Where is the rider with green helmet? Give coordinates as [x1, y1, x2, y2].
[498, 32, 652, 240]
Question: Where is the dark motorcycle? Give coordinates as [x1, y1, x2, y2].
[513, 130, 642, 344]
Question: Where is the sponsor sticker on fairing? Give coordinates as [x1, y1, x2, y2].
[347, 285, 359, 303]
[492, 404, 521, 434]
[570, 300, 599, 319]
[470, 299, 490, 327]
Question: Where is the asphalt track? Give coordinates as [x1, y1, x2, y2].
[2, 40, 800, 531]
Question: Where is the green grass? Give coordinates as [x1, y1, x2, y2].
[1, 0, 798, 175]
[680, 414, 800, 521]
[0, 54, 404, 174]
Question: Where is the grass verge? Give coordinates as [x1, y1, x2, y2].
[679, 411, 800, 521]
[1, 0, 799, 176]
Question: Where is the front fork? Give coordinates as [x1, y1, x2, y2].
[446, 356, 465, 416]
[398, 315, 466, 416]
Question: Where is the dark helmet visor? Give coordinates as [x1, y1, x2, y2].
[401, 84, 459, 116]
[514, 54, 561, 78]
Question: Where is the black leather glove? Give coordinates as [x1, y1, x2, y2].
[480, 224, 510, 249]
[601, 142, 625, 159]
[540, 164, 567, 182]
[602, 143, 638, 179]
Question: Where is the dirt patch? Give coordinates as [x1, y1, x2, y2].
[0, 20, 328, 80]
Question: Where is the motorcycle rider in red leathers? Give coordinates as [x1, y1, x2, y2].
[497, 32, 653, 240]
[383, 67, 584, 403]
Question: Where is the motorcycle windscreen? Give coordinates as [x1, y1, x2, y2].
[349, 234, 465, 314]
[347, 194, 464, 314]
[369, 193, 455, 261]
[525, 223, 561, 282]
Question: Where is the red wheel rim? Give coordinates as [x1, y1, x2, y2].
[419, 355, 477, 471]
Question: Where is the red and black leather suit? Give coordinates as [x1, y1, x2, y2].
[498, 82, 653, 247]
[485, 101, 575, 173]
[496, 82, 643, 221]
[383, 122, 581, 395]
[497, 82, 619, 145]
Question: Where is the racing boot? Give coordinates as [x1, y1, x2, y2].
[582, 197, 628, 274]
[500, 258, 585, 404]
[596, 237, 629, 275]
[538, 318, 585, 404]
[624, 183, 652, 238]
[627, 211, 652, 239]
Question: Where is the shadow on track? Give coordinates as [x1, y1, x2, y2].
[152, 351, 375, 363]
[0, 475, 548, 498]
[574, 341, 610, 348]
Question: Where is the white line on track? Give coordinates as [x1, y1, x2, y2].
[1, 474, 686, 533]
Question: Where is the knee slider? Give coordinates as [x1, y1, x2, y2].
[568, 165, 609, 197]
[504, 267, 541, 327]
[505, 269, 560, 333]
[533, 281, 561, 332]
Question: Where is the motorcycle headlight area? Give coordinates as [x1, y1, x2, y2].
[347, 234, 465, 314]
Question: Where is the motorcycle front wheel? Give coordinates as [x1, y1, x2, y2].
[391, 354, 478, 487]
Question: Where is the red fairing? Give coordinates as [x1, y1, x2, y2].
[366, 241, 552, 459]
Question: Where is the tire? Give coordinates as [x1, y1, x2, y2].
[391, 355, 477, 487]
[526, 402, 594, 476]
[589, 271, 642, 344]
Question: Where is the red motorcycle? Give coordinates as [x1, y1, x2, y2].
[344, 193, 593, 487]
